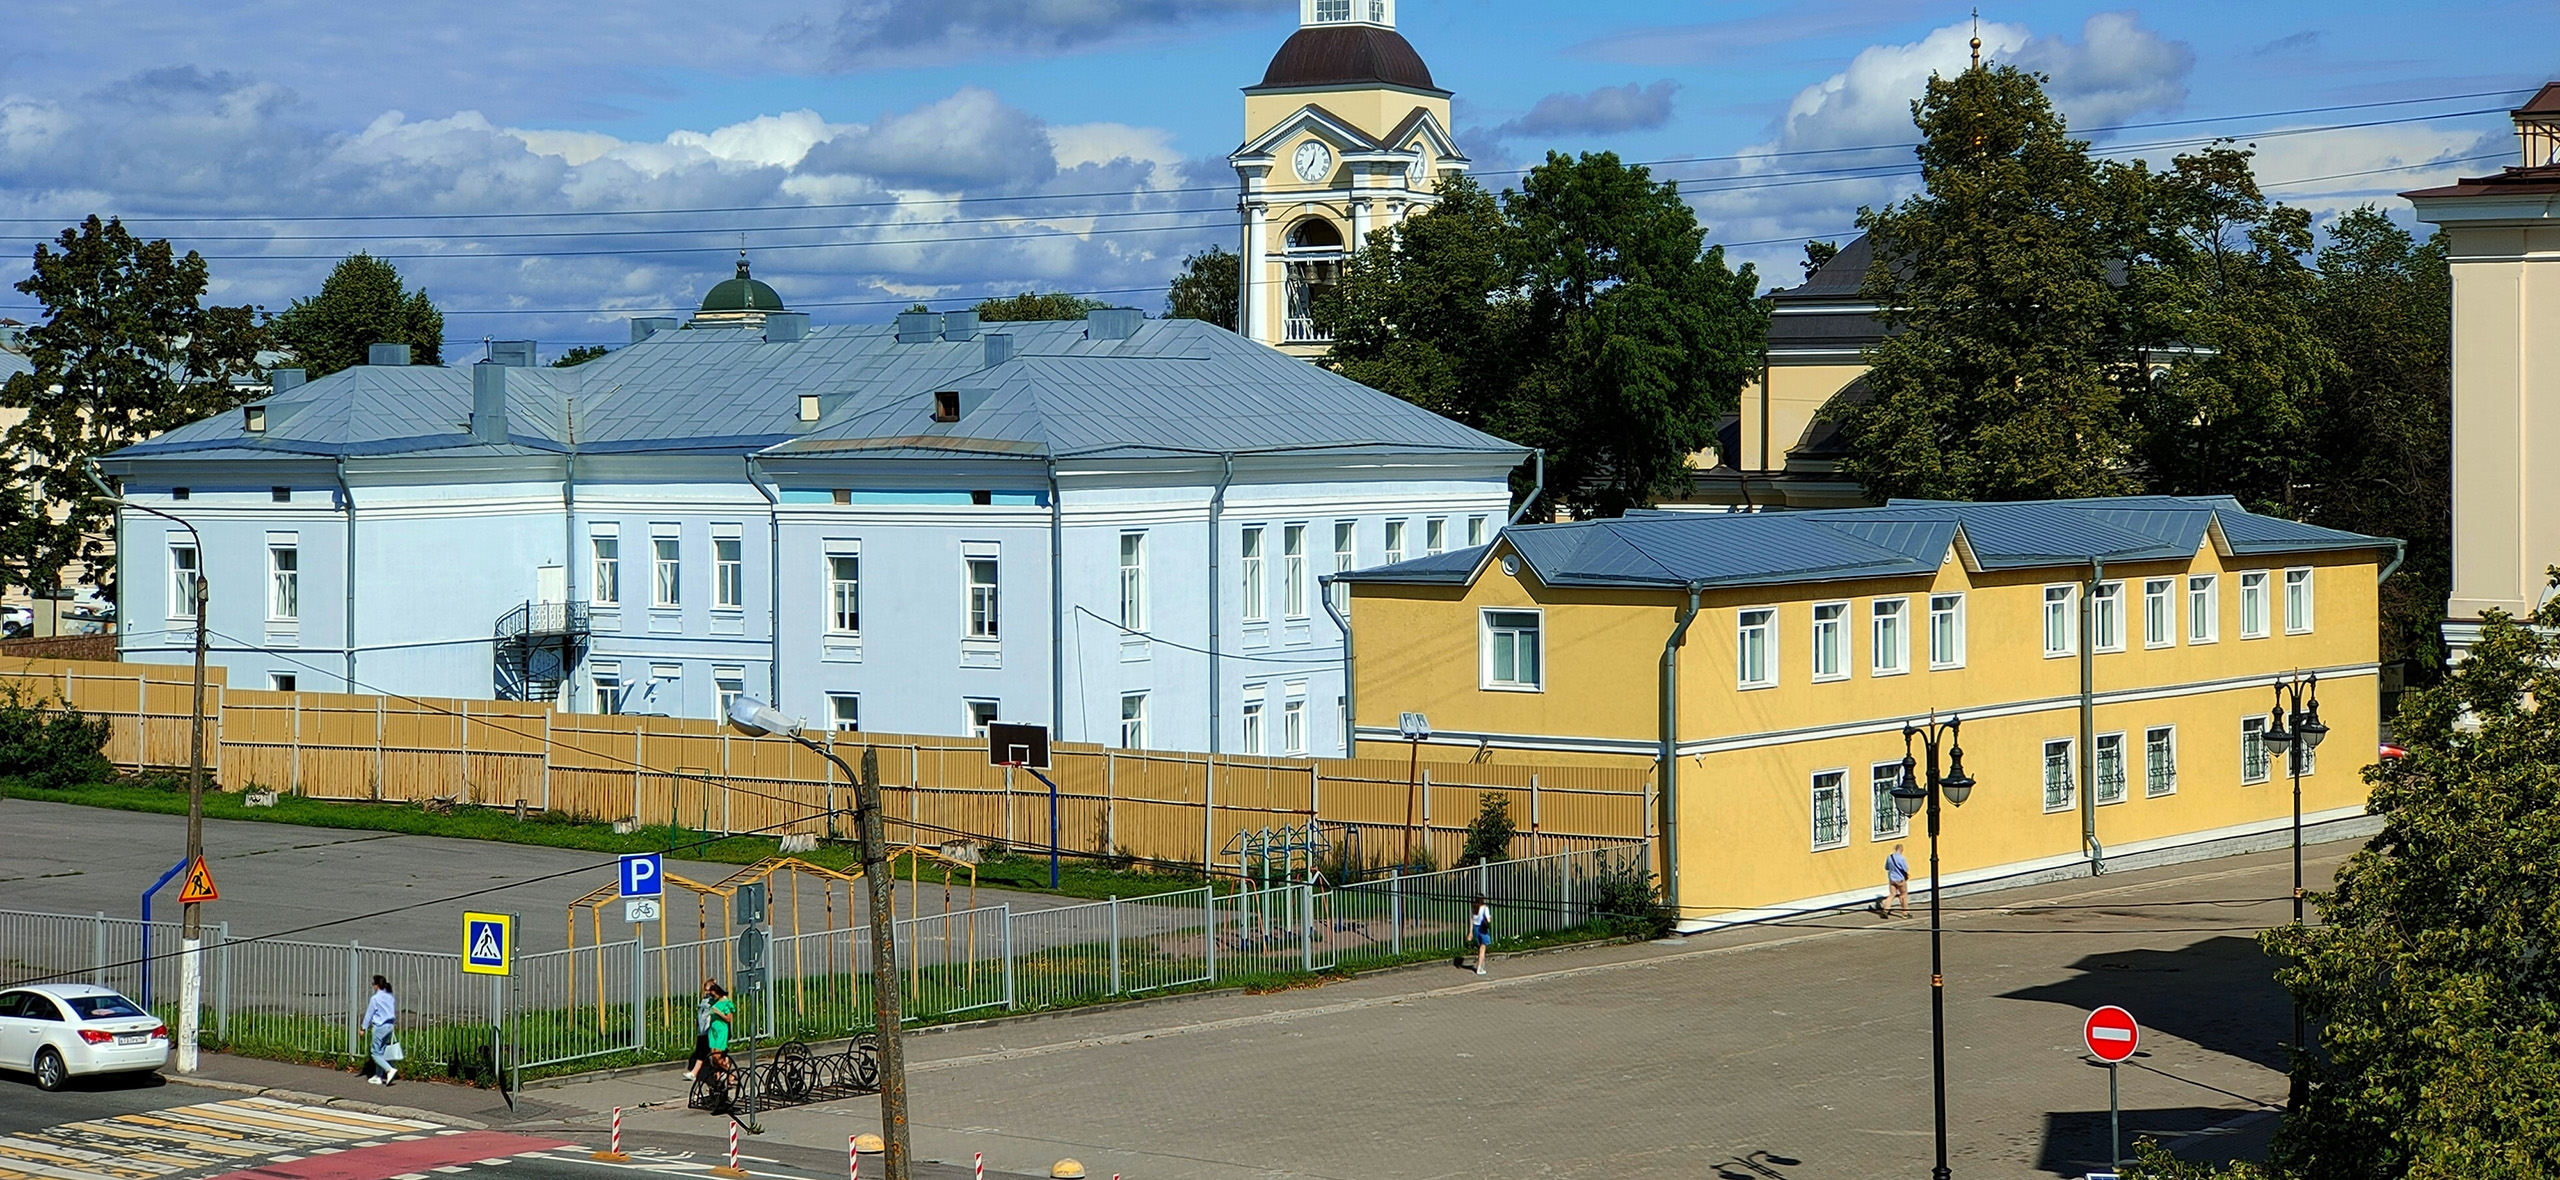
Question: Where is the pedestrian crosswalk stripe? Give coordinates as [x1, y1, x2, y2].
[0, 1098, 447, 1180]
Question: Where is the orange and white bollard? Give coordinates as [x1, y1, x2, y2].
[849, 1135, 859, 1180]
[591, 1106, 631, 1162]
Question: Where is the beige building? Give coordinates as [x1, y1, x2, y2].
[1230, 0, 1467, 358]
[1685, 237, 1883, 509]
[2406, 83, 2560, 658]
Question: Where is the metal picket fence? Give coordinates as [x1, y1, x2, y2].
[0, 844, 1644, 1082]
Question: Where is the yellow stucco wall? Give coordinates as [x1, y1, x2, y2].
[2443, 222, 2560, 622]
[1736, 362, 1866, 473]
[1245, 91, 1452, 156]
[1350, 537, 2383, 921]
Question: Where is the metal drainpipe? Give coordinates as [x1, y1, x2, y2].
[1505, 451, 1545, 527]
[2378, 539, 2405, 584]
[1658, 583, 1706, 912]
[1319, 573, 1352, 756]
[2082, 558, 2104, 875]
[1049, 459, 1065, 740]
[1206, 453, 1234, 754]
[745, 458, 781, 705]
[560, 439, 576, 708]
[335, 457, 357, 692]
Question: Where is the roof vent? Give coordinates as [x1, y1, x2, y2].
[488, 340, 536, 368]
[765, 311, 810, 343]
[631, 317, 679, 343]
[1085, 308, 1143, 341]
[243, 404, 267, 433]
[367, 342, 411, 366]
[896, 311, 942, 344]
[471, 360, 510, 445]
[942, 310, 981, 341]
[983, 333, 1014, 367]
[932, 390, 961, 422]
[798, 394, 821, 423]
[270, 368, 306, 393]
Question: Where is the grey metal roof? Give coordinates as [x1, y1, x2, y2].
[106, 318, 1523, 466]
[0, 349, 30, 384]
[1343, 496, 2398, 590]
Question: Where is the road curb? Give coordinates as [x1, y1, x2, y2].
[163, 1072, 489, 1129]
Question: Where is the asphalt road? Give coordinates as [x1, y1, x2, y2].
[0, 1061, 185, 1133]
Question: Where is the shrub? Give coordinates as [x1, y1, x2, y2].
[0, 684, 112, 789]
[1456, 793, 1516, 867]
[1590, 857, 1676, 940]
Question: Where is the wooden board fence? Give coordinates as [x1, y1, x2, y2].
[1, 656, 1652, 869]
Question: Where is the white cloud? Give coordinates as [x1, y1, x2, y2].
[1492, 81, 1680, 140]
[802, 0, 1287, 70]
[802, 87, 1058, 192]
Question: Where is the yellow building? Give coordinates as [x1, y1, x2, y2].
[1337, 496, 2400, 927]
[1230, 0, 1467, 358]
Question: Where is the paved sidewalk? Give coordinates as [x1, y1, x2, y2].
[161, 1051, 572, 1131]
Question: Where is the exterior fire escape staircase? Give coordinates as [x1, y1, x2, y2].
[495, 600, 590, 702]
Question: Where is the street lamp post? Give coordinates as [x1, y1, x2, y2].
[726, 698, 911, 1180]
[2259, 674, 2327, 1108]
[1890, 714, 1975, 1180]
[88, 466, 209, 1072]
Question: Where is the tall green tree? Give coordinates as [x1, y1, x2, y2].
[1164, 246, 1238, 330]
[1838, 65, 2142, 502]
[0, 216, 268, 597]
[975, 291, 1109, 322]
[1317, 156, 1764, 518]
[551, 345, 609, 368]
[270, 253, 443, 377]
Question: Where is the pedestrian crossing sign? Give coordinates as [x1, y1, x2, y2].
[462, 911, 513, 976]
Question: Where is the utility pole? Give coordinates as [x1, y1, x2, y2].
[853, 748, 913, 1179]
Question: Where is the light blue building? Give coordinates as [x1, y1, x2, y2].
[100, 305, 1527, 755]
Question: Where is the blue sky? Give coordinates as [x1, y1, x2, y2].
[0, 1, 2550, 355]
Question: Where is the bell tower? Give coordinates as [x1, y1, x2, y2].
[1231, 0, 1467, 358]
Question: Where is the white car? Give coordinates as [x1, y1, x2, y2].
[0, 984, 169, 1091]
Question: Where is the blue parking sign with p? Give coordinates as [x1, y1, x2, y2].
[620, 852, 664, 898]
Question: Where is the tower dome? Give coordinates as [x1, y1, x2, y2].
[693, 253, 784, 328]
[1256, 24, 1440, 93]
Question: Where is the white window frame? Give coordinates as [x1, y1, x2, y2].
[2094, 731, 2127, 805]
[712, 531, 744, 611]
[1424, 517, 1447, 556]
[2143, 578, 2173, 649]
[714, 668, 746, 717]
[1118, 532, 1146, 631]
[2189, 575, 2219, 644]
[1384, 520, 1406, 565]
[2285, 567, 2314, 634]
[1330, 521, 1354, 613]
[589, 529, 620, 607]
[829, 694, 860, 733]
[1811, 601, 1848, 682]
[270, 672, 296, 693]
[591, 663, 622, 715]
[2144, 726, 2177, 797]
[1481, 608, 1543, 691]
[1120, 692, 1147, 749]
[1282, 683, 1307, 755]
[966, 544, 1000, 638]
[168, 542, 200, 620]
[2241, 715, 2270, 784]
[827, 551, 861, 635]
[2042, 585, 2076, 657]
[1870, 761, 1908, 840]
[1240, 526, 1266, 623]
[266, 537, 300, 623]
[1467, 516, 1488, 547]
[1870, 597, 1908, 676]
[2043, 738, 2076, 812]
[1737, 608, 1776, 688]
[1928, 593, 1965, 670]
[1810, 770, 1850, 851]
[1240, 687, 1266, 755]
[965, 698, 1000, 738]
[2238, 570, 2270, 639]
[2093, 581, 2124, 653]
[650, 530, 680, 609]
[1283, 524, 1308, 619]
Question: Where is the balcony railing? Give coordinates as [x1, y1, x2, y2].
[1284, 317, 1333, 344]
[497, 600, 590, 642]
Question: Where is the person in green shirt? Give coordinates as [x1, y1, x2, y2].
[686, 980, 734, 1081]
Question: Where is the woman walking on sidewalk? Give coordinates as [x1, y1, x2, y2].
[686, 980, 733, 1083]
[1470, 895, 1493, 976]
[361, 976, 398, 1086]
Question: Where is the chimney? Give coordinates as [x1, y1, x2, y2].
[367, 342, 412, 366]
[983, 333, 1014, 367]
[631, 317, 679, 343]
[1085, 308, 1143, 341]
[270, 368, 306, 393]
[895, 311, 942, 344]
[488, 340, 536, 367]
[942, 310, 981, 341]
[765, 312, 810, 343]
[471, 360, 510, 444]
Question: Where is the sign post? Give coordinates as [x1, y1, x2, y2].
[2084, 1005, 2140, 1170]
[733, 882, 769, 1134]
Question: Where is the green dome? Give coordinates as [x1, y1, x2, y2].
[699, 255, 783, 314]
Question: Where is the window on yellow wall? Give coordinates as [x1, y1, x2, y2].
[1738, 609, 1776, 687]
[2095, 732, 2127, 804]
[1482, 609, 1543, 691]
[1870, 762, 1909, 839]
[2188, 575, 2219, 644]
[2145, 726, 2177, 796]
[2240, 714, 2270, 783]
[1871, 599, 1908, 675]
[1929, 593, 1965, 668]
[2042, 738, 2076, 811]
[2143, 579, 2174, 648]
[2239, 571, 2270, 638]
[2043, 586, 2076, 656]
[1811, 770, 1849, 850]
[2093, 582, 2124, 652]
[1812, 602, 1848, 681]
[2285, 567, 2314, 634]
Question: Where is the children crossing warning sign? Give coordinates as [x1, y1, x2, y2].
[177, 856, 219, 903]
[462, 911, 514, 976]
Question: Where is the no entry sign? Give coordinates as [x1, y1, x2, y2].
[2084, 1005, 2140, 1063]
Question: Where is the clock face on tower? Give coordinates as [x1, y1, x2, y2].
[1293, 139, 1333, 183]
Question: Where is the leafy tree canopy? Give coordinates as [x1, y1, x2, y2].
[1316, 155, 1765, 518]
[271, 253, 443, 378]
[551, 345, 609, 368]
[975, 291, 1109, 322]
[0, 216, 267, 596]
[1164, 246, 1238, 330]
[1799, 239, 1840, 280]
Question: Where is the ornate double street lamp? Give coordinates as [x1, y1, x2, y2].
[2259, 674, 2326, 1107]
[1890, 714, 1975, 1180]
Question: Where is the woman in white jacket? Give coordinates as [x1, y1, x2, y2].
[362, 976, 398, 1085]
